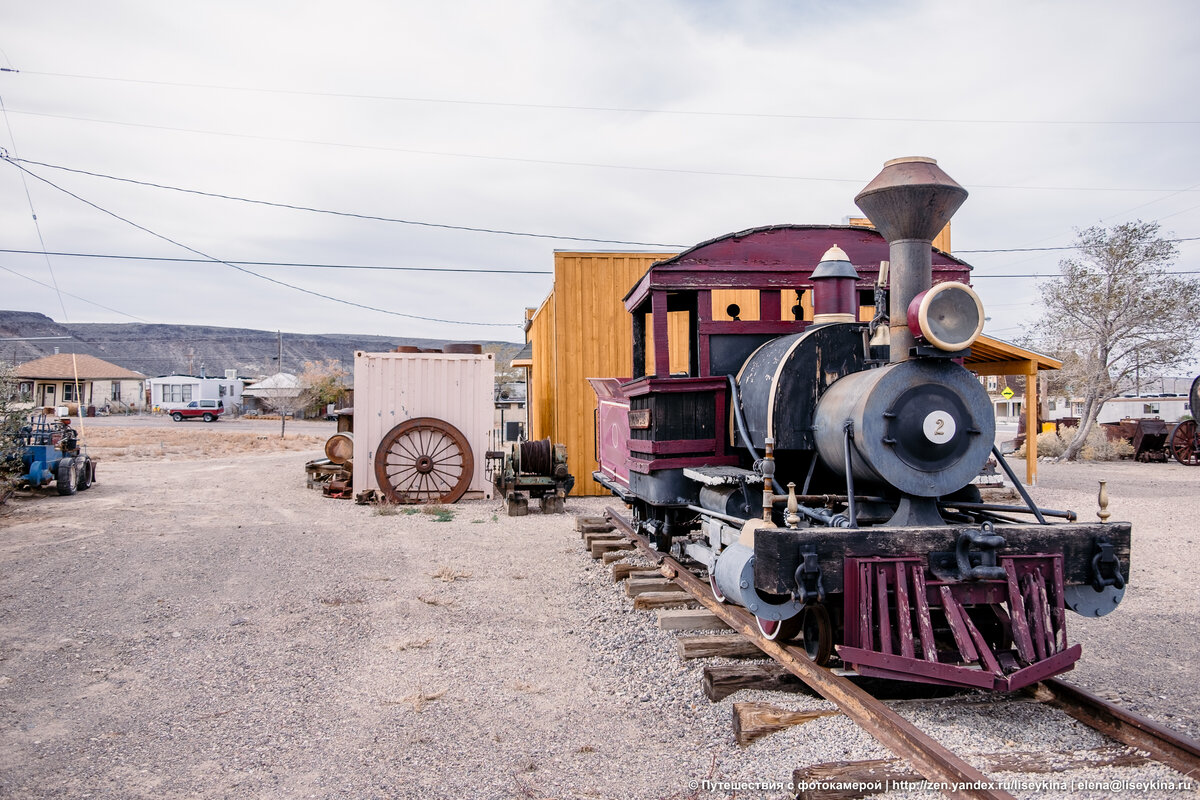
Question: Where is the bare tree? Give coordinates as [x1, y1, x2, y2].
[252, 375, 304, 439]
[298, 358, 349, 417]
[1032, 221, 1200, 461]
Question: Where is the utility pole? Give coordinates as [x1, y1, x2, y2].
[277, 330, 282, 373]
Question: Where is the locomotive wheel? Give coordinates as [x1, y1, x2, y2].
[1171, 420, 1198, 466]
[756, 614, 804, 642]
[797, 605, 834, 665]
[373, 417, 473, 505]
[709, 572, 726, 603]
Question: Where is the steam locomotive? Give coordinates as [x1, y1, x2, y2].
[591, 157, 1131, 691]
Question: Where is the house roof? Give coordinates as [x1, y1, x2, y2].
[965, 336, 1062, 374]
[15, 353, 145, 381]
[243, 373, 301, 394]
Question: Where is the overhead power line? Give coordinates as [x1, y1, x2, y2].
[11, 156, 685, 248]
[0, 249, 554, 275]
[0, 157, 521, 329]
[17, 69, 1200, 126]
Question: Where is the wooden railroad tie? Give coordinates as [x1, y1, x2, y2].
[703, 663, 813, 702]
[590, 539, 634, 559]
[576, 516, 615, 535]
[677, 633, 762, 660]
[632, 591, 697, 611]
[625, 577, 680, 597]
[602, 550, 632, 565]
[656, 608, 731, 632]
[611, 563, 657, 582]
[582, 531, 624, 547]
[733, 701, 839, 746]
[792, 747, 1150, 800]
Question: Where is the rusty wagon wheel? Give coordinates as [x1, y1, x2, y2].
[373, 417, 474, 504]
[1170, 419, 1199, 466]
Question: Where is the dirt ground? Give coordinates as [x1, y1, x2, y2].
[0, 426, 1196, 799]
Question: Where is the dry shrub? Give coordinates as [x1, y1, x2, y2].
[1020, 427, 1071, 459]
[1019, 424, 1132, 461]
[1081, 426, 1134, 461]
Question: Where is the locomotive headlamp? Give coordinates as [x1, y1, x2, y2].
[906, 281, 985, 352]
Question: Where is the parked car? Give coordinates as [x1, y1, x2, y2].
[168, 399, 224, 422]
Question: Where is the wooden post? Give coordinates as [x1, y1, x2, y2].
[1025, 360, 1039, 486]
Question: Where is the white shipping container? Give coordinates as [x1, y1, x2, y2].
[352, 351, 495, 501]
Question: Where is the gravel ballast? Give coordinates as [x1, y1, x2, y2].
[0, 436, 1196, 799]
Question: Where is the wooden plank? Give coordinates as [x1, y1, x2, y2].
[632, 591, 697, 611]
[611, 563, 656, 582]
[677, 634, 761, 660]
[793, 747, 1150, 800]
[583, 531, 626, 547]
[591, 540, 634, 559]
[702, 663, 811, 701]
[733, 701, 838, 745]
[657, 608, 731, 632]
[578, 522, 615, 536]
[574, 516, 612, 531]
[625, 577, 680, 597]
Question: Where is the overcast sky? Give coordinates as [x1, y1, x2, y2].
[1, 1, 1197, 349]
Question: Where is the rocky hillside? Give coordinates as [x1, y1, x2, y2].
[0, 310, 522, 379]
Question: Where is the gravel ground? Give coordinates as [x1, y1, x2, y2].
[0, 435, 1196, 799]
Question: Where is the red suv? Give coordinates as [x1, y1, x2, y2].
[169, 399, 224, 422]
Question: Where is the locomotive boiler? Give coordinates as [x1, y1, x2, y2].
[591, 157, 1131, 691]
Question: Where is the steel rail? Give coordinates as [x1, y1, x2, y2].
[1032, 678, 1200, 780]
[604, 507, 1015, 800]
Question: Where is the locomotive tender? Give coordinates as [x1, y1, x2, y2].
[591, 157, 1131, 691]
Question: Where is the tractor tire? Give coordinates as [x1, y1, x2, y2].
[77, 457, 94, 490]
[172, 412, 183, 422]
[56, 458, 78, 496]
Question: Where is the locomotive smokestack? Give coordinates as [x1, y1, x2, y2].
[853, 157, 967, 362]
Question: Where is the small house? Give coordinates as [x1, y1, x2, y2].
[14, 353, 145, 412]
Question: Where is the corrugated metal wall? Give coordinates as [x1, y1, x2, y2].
[352, 351, 495, 500]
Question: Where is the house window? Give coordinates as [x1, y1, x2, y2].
[112, 381, 121, 401]
[1072, 402, 1084, 415]
[18, 381, 32, 402]
[219, 384, 227, 397]
[63, 382, 81, 402]
[1048, 400, 1057, 411]
[986, 376, 998, 392]
[182, 384, 193, 402]
[1144, 403, 1160, 415]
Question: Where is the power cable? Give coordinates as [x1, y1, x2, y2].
[0, 263, 150, 320]
[0, 249, 555, 275]
[10, 157, 684, 248]
[0, 157, 522, 329]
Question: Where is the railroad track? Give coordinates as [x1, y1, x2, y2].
[586, 508, 1200, 800]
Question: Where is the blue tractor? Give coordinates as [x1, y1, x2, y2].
[17, 414, 95, 495]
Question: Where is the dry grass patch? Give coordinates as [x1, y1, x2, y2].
[80, 427, 323, 462]
[430, 565, 472, 582]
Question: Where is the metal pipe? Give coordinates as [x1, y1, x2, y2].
[939, 501, 1076, 521]
[841, 421, 858, 528]
[726, 374, 783, 495]
[991, 445, 1047, 524]
[686, 504, 747, 526]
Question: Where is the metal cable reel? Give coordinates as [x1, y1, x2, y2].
[487, 437, 574, 515]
